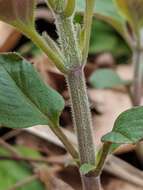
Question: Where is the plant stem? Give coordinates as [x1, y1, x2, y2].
[18, 25, 67, 74]
[82, 0, 96, 63]
[50, 125, 79, 161]
[67, 68, 100, 190]
[55, 15, 81, 70]
[54, 2, 96, 165]
[95, 143, 111, 176]
[66, 69, 96, 165]
[52, 2, 100, 188]
[81, 175, 102, 190]
[132, 40, 143, 106]
[131, 36, 143, 164]
[54, 10, 96, 164]
[29, 30, 67, 73]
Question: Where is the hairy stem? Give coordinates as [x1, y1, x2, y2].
[66, 69, 95, 165]
[55, 15, 81, 70]
[67, 69, 99, 190]
[54, 2, 96, 165]
[47, 1, 99, 189]
[81, 175, 102, 190]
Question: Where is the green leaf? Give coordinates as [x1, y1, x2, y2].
[0, 53, 64, 128]
[102, 106, 143, 144]
[89, 69, 128, 89]
[115, 0, 143, 31]
[80, 163, 95, 175]
[0, 147, 44, 190]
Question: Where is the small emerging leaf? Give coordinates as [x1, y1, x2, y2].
[0, 0, 36, 28]
[0, 53, 64, 129]
[80, 163, 95, 175]
[115, 0, 143, 31]
[89, 69, 128, 89]
[102, 106, 143, 144]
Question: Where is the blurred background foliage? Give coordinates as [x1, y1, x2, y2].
[89, 19, 131, 63]
[0, 146, 44, 190]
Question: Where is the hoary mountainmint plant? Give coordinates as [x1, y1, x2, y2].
[0, 1, 143, 190]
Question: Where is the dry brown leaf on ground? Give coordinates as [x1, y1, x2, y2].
[117, 65, 133, 81]
[104, 155, 143, 188]
[24, 125, 77, 149]
[39, 167, 74, 190]
[104, 177, 142, 190]
[89, 89, 132, 146]
[89, 88, 135, 154]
